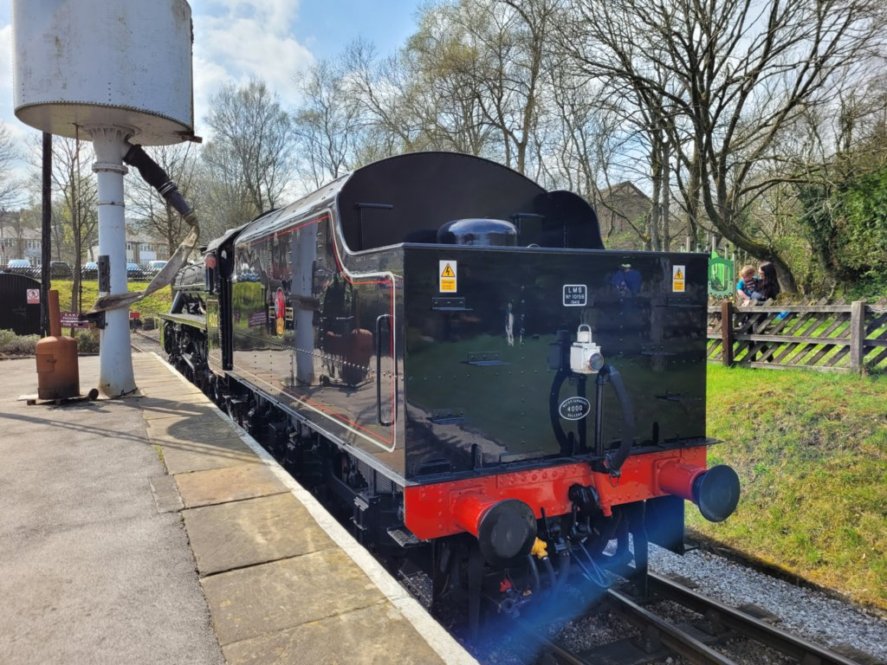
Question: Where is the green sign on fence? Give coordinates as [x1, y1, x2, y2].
[708, 250, 734, 296]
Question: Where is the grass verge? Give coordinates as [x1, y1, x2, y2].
[693, 364, 886, 611]
[52, 279, 173, 323]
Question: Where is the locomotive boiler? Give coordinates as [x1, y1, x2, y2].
[162, 151, 739, 626]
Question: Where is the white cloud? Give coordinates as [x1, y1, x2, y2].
[0, 24, 12, 99]
[191, 1, 314, 135]
[0, 25, 41, 183]
[200, 0, 300, 30]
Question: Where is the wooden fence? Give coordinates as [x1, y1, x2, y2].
[707, 300, 887, 373]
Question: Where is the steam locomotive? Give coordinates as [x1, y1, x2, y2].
[162, 152, 739, 626]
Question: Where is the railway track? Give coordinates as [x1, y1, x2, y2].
[522, 573, 863, 665]
[130, 329, 162, 355]
[643, 573, 861, 664]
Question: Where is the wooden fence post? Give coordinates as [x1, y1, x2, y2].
[721, 300, 734, 366]
[850, 300, 866, 372]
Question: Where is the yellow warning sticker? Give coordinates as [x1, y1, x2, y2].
[440, 260, 457, 292]
[672, 265, 686, 292]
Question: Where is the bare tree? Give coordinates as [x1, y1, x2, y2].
[0, 208, 33, 263]
[203, 80, 296, 217]
[37, 136, 98, 312]
[0, 125, 22, 210]
[492, 0, 559, 175]
[398, 9, 498, 155]
[126, 143, 199, 256]
[564, 0, 886, 290]
[195, 155, 257, 241]
[427, 0, 556, 174]
[347, 0, 557, 175]
[542, 70, 632, 226]
[292, 58, 365, 190]
[0, 127, 26, 265]
[346, 40, 445, 155]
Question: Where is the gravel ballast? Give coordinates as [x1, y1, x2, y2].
[650, 545, 887, 662]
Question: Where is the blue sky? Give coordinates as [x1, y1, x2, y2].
[293, 1, 423, 58]
[1, 1, 423, 173]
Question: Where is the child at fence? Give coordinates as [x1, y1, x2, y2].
[736, 265, 758, 305]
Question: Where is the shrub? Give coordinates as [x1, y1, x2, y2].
[74, 329, 100, 353]
[0, 329, 39, 355]
[0, 328, 101, 356]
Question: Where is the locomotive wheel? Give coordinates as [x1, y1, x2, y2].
[209, 374, 221, 406]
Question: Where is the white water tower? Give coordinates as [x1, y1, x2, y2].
[12, 0, 195, 397]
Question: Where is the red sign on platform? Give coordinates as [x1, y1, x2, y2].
[26, 289, 40, 304]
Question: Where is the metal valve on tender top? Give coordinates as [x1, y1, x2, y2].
[570, 324, 605, 374]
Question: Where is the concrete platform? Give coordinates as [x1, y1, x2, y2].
[0, 353, 476, 665]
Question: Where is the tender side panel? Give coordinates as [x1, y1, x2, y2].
[228, 213, 406, 477]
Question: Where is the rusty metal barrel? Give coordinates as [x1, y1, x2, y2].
[35, 290, 80, 400]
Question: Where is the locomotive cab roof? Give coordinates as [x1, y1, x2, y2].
[206, 222, 251, 253]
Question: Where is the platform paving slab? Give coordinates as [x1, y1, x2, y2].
[200, 548, 387, 646]
[175, 461, 289, 508]
[139, 391, 219, 408]
[141, 384, 207, 398]
[137, 374, 205, 387]
[146, 415, 258, 474]
[142, 352, 472, 664]
[146, 411, 243, 443]
[221, 603, 446, 665]
[139, 399, 218, 421]
[136, 401, 198, 415]
[136, 373, 204, 386]
[150, 474, 186, 513]
[158, 437, 261, 475]
[183, 493, 336, 576]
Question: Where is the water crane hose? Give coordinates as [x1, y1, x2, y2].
[89, 143, 200, 312]
[123, 144, 195, 222]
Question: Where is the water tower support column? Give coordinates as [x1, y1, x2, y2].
[89, 126, 136, 397]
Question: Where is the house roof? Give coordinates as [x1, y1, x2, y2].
[599, 181, 651, 202]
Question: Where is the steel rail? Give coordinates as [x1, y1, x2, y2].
[518, 625, 588, 665]
[605, 587, 740, 665]
[647, 572, 862, 665]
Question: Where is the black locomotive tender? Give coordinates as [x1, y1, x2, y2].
[163, 152, 739, 620]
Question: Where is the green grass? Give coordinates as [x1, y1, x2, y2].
[52, 279, 173, 321]
[696, 364, 887, 610]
